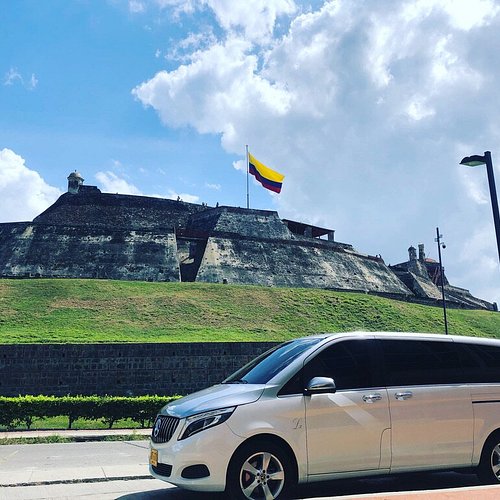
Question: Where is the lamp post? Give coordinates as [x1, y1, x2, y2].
[460, 151, 500, 264]
[435, 227, 448, 335]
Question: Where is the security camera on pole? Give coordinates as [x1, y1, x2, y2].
[435, 228, 448, 335]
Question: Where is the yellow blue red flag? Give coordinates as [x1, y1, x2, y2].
[248, 153, 285, 194]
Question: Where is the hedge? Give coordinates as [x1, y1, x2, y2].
[0, 395, 180, 430]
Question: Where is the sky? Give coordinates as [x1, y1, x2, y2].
[1, 0, 500, 305]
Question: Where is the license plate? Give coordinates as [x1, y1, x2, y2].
[150, 448, 158, 467]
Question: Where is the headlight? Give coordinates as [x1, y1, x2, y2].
[179, 407, 236, 440]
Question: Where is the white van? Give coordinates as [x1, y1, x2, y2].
[149, 332, 500, 499]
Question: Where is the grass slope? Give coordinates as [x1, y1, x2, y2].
[0, 279, 498, 343]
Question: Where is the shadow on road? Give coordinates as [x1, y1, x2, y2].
[118, 489, 223, 500]
[116, 470, 483, 499]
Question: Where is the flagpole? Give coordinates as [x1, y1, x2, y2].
[246, 144, 249, 209]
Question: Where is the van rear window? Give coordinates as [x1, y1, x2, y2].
[455, 342, 500, 383]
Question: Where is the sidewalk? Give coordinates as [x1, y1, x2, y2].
[1, 429, 500, 499]
[0, 430, 151, 488]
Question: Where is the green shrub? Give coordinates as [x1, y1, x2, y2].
[0, 395, 180, 430]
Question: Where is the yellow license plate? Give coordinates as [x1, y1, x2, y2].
[150, 448, 158, 467]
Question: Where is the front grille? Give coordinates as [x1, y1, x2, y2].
[152, 462, 173, 477]
[151, 415, 180, 443]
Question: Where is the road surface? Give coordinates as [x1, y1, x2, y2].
[1, 440, 500, 499]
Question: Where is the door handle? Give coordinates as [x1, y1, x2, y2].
[362, 393, 382, 403]
[395, 391, 413, 401]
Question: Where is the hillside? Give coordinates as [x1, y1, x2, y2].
[0, 279, 498, 344]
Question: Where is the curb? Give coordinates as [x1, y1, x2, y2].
[0, 428, 152, 442]
[1, 475, 154, 488]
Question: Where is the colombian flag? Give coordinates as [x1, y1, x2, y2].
[248, 153, 285, 194]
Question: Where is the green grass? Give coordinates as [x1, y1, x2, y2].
[0, 279, 498, 343]
[0, 416, 143, 432]
[0, 434, 147, 445]
[0, 436, 74, 445]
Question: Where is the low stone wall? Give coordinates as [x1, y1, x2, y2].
[0, 342, 277, 397]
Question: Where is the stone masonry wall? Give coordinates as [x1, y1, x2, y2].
[35, 192, 206, 230]
[0, 342, 277, 397]
[0, 223, 180, 281]
[196, 235, 411, 293]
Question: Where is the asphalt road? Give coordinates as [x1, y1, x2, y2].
[0, 440, 497, 500]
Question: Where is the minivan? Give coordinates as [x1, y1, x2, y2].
[149, 332, 500, 499]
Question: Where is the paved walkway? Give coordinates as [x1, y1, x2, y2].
[1, 429, 500, 499]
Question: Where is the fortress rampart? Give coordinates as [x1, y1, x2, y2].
[0, 172, 496, 311]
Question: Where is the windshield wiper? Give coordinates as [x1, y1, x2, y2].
[223, 379, 248, 384]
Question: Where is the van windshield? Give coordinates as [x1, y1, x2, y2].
[223, 337, 322, 385]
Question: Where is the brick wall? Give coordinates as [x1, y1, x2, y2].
[0, 342, 277, 397]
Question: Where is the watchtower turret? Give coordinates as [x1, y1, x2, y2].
[67, 171, 84, 194]
[408, 245, 417, 261]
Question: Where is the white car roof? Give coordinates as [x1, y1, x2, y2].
[306, 331, 499, 346]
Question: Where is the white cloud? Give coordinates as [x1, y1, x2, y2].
[202, 0, 297, 42]
[165, 189, 200, 203]
[205, 182, 221, 190]
[134, 0, 296, 40]
[4, 68, 22, 86]
[111, 159, 123, 169]
[166, 31, 217, 62]
[95, 171, 143, 195]
[129, 0, 145, 13]
[28, 73, 38, 89]
[406, 97, 435, 121]
[459, 167, 490, 205]
[232, 159, 246, 172]
[436, 0, 499, 30]
[153, 0, 198, 17]
[457, 223, 500, 304]
[4, 67, 38, 90]
[133, 36, 292, 150]
[133, 0, 500, 303]
[95, 171, 200, 203]
[0, 149, 61, 222]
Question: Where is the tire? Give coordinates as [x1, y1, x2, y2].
[226, 439, 296, 500]
[478, 432, 500, 484]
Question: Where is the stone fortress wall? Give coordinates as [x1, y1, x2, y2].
[0, 173, 497, 398]
[0, 172, 496, 311]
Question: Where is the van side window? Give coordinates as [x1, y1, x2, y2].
[380, 339, 461, 386]
[455, 342, 500, 383]
[279, 340, 379, 396]
[304, 339, 380, 391]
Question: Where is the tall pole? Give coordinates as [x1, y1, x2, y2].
[484, 151, 500, 264]
[436, 227, 448, 335]
[246, 144, 250, 210]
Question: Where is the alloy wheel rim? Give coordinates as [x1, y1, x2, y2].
[239, 451, 285, 499]
[491, 443, 500, 480]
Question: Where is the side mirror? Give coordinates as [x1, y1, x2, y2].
[304, 376, 336, 395]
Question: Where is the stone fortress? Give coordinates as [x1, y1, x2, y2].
[0, 171, 496, 311]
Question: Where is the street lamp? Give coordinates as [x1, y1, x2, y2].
[460, 151, 500, 264]
[435, 227, 448, 335]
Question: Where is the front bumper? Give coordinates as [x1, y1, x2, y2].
[149, 420, 245, 492]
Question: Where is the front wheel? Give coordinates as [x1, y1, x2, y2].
[226, 440, 296, 499]
[478, 432, 500, 484]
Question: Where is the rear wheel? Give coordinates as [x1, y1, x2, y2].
[226, 440, 296, 499]
[478, 432, 500, 484]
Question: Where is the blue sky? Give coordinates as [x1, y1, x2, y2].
[1, 0, 500, 305]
